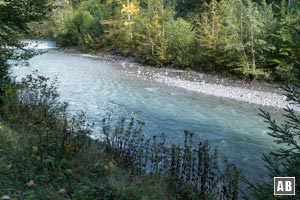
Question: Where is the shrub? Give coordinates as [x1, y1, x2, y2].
[54, 0, 113, 51]
[165, 18, 197, 68]
[0, 73, 92, 171]
[102, 117, 240, 199]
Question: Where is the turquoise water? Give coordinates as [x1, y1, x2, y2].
[12, 50, 282, 181]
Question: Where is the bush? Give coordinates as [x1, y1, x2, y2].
[165, 18, 197, 68]
[102, 117, 240, 199]
[0, 73, 92, 176]
[0, 73, 147, 199]
[54, 0, 113, 51]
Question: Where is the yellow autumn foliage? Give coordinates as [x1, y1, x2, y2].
[65, 144, 72, 154]
[121, 1, 139, 15]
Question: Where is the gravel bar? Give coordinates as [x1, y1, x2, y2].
[78, 52, 297, 111]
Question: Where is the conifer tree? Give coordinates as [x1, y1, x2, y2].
[246, 82, 300, 199]
[197, 0, 225, 71]
[267, 0, 300, 81]
[134, 0, 174, 64]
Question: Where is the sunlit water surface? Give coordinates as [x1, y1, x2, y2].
[12, 50, 283, 182]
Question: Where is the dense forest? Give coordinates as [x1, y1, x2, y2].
[32, 0, 300, 82]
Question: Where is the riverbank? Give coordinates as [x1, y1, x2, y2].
[14, 49, 279, 182]
[0, 120, 171, 200]
[70, 50, 294, 111]
[0, 72, 239, 199]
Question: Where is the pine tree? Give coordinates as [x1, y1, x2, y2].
[197, 0, 226, 71]
[267, 0, 300, 81]
[245, 82, 300, 199]
[133, 0, 175, 64]
[165, 18, 196, 68]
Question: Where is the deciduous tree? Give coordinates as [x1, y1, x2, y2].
[0, 0, 50, 107]
[223, 0, 274, 81]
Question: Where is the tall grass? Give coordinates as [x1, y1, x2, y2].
[102, 117, 240, 199]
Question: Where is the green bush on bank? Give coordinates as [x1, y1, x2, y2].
[54, 0, 113, 51]
[50, 0, 300, 82]
[0, 74, 100, 199]
[102, 118, 240, 199]
[0, 73, 240, 199]
[0, 74, 169, 199]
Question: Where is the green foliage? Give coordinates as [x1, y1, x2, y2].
[0, 123, 140, 199]
[102, 117, 240, 199]
[102, 0, 141, 52]
[244, 83, 300, 199]
[0, 0, 50, 106]
[221, 0, 274, 80]
[267, 1, 300, 81]
[55, 0, 113, 51]
[0, 75, 97, 198]
[132, 0, 175, 65]
[134, 0, 196, 67]
[102, 0, 194, 68]
[1, 73, 92, 167]
[53, 0, 300, 82]
[165, 18, 197, 68]
[196, 0, 226, 72]
[26, 1, 71, 38]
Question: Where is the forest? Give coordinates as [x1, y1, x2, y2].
[32, 0, 300, 82]
[0, 0, 300, 199]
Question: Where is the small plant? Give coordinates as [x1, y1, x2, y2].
[0, 71, 241, 199]
[0, 73, 93, 182]
[0, 73, 176, 199]
[102, 117, 240, 199]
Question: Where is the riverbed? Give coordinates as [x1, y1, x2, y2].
[12, 50, 285, 182]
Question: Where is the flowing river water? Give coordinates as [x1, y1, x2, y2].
[12, 48, 284, 183]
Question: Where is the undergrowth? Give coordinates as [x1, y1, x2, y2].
[0, 74, 157, 199]
[102, 118, 240, 199]
[0, 73, 240, 199]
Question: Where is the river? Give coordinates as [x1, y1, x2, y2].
[12, 49, 283, 183]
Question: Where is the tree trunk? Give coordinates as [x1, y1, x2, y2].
[240, 7, 250, 71]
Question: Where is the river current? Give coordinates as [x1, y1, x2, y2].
[12, 50, 282, 182]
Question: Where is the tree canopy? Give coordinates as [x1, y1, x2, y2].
[0, 0, 50, 106]
[45, 0, 300, 82]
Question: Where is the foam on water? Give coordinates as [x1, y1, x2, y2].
[21, 39, 58, 49]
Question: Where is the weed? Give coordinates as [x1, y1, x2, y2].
[102, 117, 240, 199]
